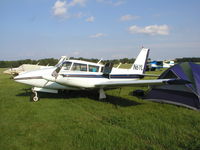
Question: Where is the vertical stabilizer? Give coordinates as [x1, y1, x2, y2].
[130, 48, 150, 74]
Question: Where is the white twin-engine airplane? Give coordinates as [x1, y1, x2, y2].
[14, 48, 185, 102]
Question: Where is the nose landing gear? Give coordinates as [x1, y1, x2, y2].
[30, 88, 40, 102]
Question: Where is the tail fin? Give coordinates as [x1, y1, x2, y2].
[130, 48, 150, 74]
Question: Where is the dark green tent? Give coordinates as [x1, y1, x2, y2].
[145, 62, 200, 110]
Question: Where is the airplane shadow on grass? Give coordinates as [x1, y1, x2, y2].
[16, 89, 141, 107]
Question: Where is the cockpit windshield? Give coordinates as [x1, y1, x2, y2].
[62, 62, 72, 70]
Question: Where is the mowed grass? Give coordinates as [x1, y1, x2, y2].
[0, 68, 200, 150]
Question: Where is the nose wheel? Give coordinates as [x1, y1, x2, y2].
[30, 88, 40, 102]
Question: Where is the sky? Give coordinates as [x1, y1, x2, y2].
[0, 0, 200, 60]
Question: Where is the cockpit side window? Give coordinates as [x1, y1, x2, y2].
[89, 65, 99, 72]
[72, 63, 87, 72]
[62, 62, 72, 70]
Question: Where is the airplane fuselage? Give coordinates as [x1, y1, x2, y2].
[14, 48, 152, 101]
[14, 67, 142, 90]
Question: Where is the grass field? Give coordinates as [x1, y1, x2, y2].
[0, 68, 200, 150]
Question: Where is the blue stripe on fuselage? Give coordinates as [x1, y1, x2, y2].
[62, 74, 103, 78]
[62, 74, 143, 79]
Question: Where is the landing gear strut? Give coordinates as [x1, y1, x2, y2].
[30, 88, 40, 102]
[99, 88, 106, 100]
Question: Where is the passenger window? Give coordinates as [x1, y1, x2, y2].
[62, 62, 72, 70]
[72, 63, 87, 71]
[89, 65, 99, 72]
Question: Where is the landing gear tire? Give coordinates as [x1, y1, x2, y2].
[30, 89, 40, 102]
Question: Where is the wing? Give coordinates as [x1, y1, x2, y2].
[95, 79, 190, 88]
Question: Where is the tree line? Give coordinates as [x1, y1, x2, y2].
[0, 57, 200, 68]
[0, 58, 58, 68]
[0, 57, 136, 68]
[175, 57, 200, 63]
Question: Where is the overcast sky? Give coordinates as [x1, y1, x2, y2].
[0, 0, 200, 60]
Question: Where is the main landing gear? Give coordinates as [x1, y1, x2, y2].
[30, 88, 40, 102]
[99, 88, 106, 100]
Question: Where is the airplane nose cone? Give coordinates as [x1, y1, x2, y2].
[13, 72, 35, 85]
[13, 71, 32, 82]
[14, 74, 23, 82]
[14, 75, 18, 80]
[14, 76, 17, 80]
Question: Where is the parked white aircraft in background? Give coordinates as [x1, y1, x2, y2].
[14, 48, 186, 102]
[3, 56, 67, 76]
[163, 60, 175, 68]
[3, 64, 51, 76]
